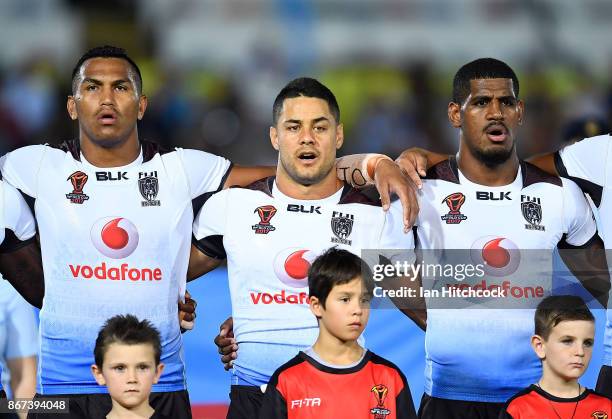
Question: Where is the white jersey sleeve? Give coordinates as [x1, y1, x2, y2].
[3, 283, 38, 360]
[0, 145, 47, 198]
[557, 134, 611, 188]
[380, 199, 415, 250]
[192, 189, 228, 259]
[176, 148, 231, 198]
[561, 177, 597, 246]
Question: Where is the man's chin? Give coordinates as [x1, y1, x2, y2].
[475, 145, 515, 168]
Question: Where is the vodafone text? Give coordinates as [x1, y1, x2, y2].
[69, 262, 162, 281]
[250, 290, 309, 305]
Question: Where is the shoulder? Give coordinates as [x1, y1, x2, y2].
[503, 385, 538, 413]
[425, 158, 460, 184]
[269, 353, 309, 386]
[367, 352, 408, 384]
[231, 176, 275, 198]
[520, 161, 562, 188]
[338, 184, 383, 207]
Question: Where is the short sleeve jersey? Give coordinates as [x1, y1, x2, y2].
[501, 385, 612, 418]
[0, 140, 231, 394]
[416, 158, 596, 402]
[193, 177, 414, 386]
[557, 134, 612, 365]
[260, 350, 417, 419]
[0, 179, 37, 393]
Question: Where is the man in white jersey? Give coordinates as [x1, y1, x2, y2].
[395, 58, 608, 418]
[0, 46, 417, 418]
[190, 77, 416, 418]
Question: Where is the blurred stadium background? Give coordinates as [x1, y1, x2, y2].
[1, 0, 612, 417]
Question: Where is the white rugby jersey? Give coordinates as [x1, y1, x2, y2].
[416, 158, 596, 402]
[557, 134, 612, 365]
[193, 177, 413, 386]
[0, 179, 37, 393]
[0, 140, 231, 395]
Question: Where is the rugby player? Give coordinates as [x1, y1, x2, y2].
[394, 58, 608, 418]
[397, 75, 612, 403]
[190, 77, 417, 418]
[0, 46, 416, 418]
[0, 180, 41, 419]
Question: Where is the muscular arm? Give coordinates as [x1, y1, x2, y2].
[223, 165, 276, 189]
[187, 244, 224, 281]
[0, 241, 43, 309]
[559, 235, 610, 308]
[7, 356, 36, 399]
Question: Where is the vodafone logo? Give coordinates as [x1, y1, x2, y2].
[273, 248, 319, 288]
[91, 217, 139, 259]
[471, 236, 520, 277]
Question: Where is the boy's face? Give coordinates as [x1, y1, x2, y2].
[535, 320, 595, 381]
[312, 276, 371, 342]
[91, 343, 164, 409]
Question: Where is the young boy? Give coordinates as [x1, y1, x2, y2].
[91, 315, 169, 419]
[501, 295, 611, 418]
[259, 248, 417, 418]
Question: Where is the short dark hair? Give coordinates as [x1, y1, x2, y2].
[272, 77, 340, 125]
[534, 295, 594, 340]
[94, 314, 161, 367]
[71, 45, 143, 95]
[452, 58, 519, 104]
[308, 248, 373, 309]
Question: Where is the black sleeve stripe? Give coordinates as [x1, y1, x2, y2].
[216, 162, 234, 193]
[395, 387, 418, 419]
[558, 232, 600, 250]
[0, 230, 36, 254]
[192, 234, 226, 260]
[554, 151, 603, 207]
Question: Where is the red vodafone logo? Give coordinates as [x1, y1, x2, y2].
[471, 236, 520, 277]
[273, 248, 318, 288]
[91, 217, 139, 259]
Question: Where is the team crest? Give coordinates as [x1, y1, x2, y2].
[521, 195, 545, 231]
[331, 211, 354, 245]
[139, 171, 161, 207]
[252, 205, 277, 234]
[592, 412, 608, 419]
[441, 192, 467, 224]
[370, 384, 391, 418]
[66, 171, 90, 204]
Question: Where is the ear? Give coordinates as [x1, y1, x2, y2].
[309, 296, 323, 319]
[137, 95, 148, 121]
[67, 96, 78, 121]
[335, 123, 344, 149]
[91, 364, 106, 386]
[448, 102, 462, 128]
[531, 335, 546, 360]
[270, 126, 279, 151]
[153, 363, 165, 384]
[517, 99, 525, 126]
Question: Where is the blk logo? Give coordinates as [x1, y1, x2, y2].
[273, 248, 318, 288]
[470, 236, 520, 277]
[91, 217, 139, 259]
[476, 191, 511, 201]
[96, 171, 128, 181]
[287, 204, 321, 214]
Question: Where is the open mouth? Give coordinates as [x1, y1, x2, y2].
[297, 151, 318, 163]
[98, 110, 118, 125]
[485, 124, 508, 142]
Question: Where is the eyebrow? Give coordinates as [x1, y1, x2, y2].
[470, 94, 516, 102]
[284, 117, 330, 124]
[82, 78, 132, 86]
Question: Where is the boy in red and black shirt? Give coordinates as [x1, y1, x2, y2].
[259, 248, 417, 419]
[500, 295, 611, 418]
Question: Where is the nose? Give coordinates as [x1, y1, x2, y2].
[127, 368, 138, 383]
[299, 128, 315, 145]
[576, 343, 585, 357]
[100, 85, 116, 106]
[486, 100, 503, 120]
